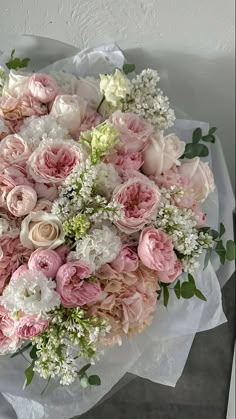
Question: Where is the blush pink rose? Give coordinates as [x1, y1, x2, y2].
[27, 140, 85, 184]
[56, 261, 101, 307]
[154, 165, 189, 190]
[158, 259, 182, 283]
[0, 165, 32, 208]
[6, 185, 37, 217]
[11, 264, 28, 281]
[110, 245, 139, 272]
[15, 315, 49, 339]
[28, 248, 63, 278]
[33, 199, 53, 212]
[110, 111, 154, 153]
[108, 151, 143, 172]
[0, 134, 32, 170]
[55, 244, 70, 264]
[35, 182, 58, 201]
[0, 96, 21, 121]
[113, 176, 161, 233]
[77, 109, 103, 136]
[177, 157, 215, 202]
[28, 73, 58, 103]
[191, 203, 206, 227]
[0, 305, 20, 354]
[50, 95, 88, 134]
[138, 227, 176, 271]
[19, 95, 48, 117]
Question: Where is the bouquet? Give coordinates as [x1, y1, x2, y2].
[0, 44, 235, 412]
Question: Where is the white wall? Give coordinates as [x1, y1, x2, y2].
[0, 0, 235, 188]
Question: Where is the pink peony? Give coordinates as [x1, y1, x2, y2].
[158, 259, 182, 283]
[28, 248, 63, 278]
[110, 111, 154, 153]
[0, 134, 32, 170]
[15, 315, 49, 339]
[0, 165, 32, 208]
[0, 305, 20, 354]
[28, 73, 58, 103]
[11, 264, 28, 281]
[138, 226, 176, 271]
[56, 261, 101, 307]
[6, 185, 37, 217]
[113, 176, 160, 233]
[110, 245, 139, 273]
[27, 140, 85, 184]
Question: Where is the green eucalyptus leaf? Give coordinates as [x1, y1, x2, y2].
[122, 63, 136, 75]
[215, 240, 226, 264]
[195, 289, 207, 301]
[181, 281, 195, 299]
[219, 223, 226, 238]
[174, 280, 181, 299]
[24, 364, 35, 387]
[188, 274, 196, 287]
[209, 229, 219, 240]
[209, 127, 217, 135]
[199, 227, 211, 234]
[226, 240, 236, 261]
[78, 363, 91, 377]
[183, 143, 209, 159]
[202, 135, 215, 143]
[29, 345, 38, 360]
[5, 49, 30, 70]
[192, 128, 202, 143]
[88, 375, 101, 386]
[163, 286, 169, 307]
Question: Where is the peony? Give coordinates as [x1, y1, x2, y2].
[50, 95, 88, 134]
[0, 134, 32, 170]
[177, 157, 215, 202]
[142, 131, 186, 176]
[110, 245, 139, 272]
[6, 185, 37, 217]
[56, 261, 101, 307]
[138, 227, 176, 271]
[15, 315, 49, 339]
[28, 73, 58, 103]
[20, 211, 65, 250]
[158, 259, 182, 283]
[28, 248, 62, 278]
[113, 176, 160, 233]
[27, 139, 85, 184]
[110, 111, 154, 153]
[100, 69, 131, 107]
[0, 305, 20, 354]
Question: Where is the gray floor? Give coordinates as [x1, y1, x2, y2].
[0, 274, 235, 419]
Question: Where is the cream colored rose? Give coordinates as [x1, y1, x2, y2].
[20, 211, 65, 250]
[75, 77, 102, 110]
[178, 157, 215, 202]
[3, 70, 30, 97]
[142, 131, 186, 176]
[100, 69, 131, 107]
[50, 95, 87, 134]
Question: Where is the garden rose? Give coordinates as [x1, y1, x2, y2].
[113, 176, 160, 233]
[0, 166, 32, 208]
[28, 73, 58, 103]
[7, 185, 37, 217]
[110, 151, 143, 172]
[27, 139, 85, 184]
[0, 134, 32, 170]
[0, 305, 20, 354]
[20, 211, 65, 250]
[111, 245, 139, 272]
[142, 132, 185, 176]
[178, 157, 215, 202]
[15, 315, 48, 339]
[56, 261, 101, 307]
[110, 111, 154, 152]
[33, 199, 52, 213]
[138, 227, 176, 271]
[55, 244, 70, 264]
[34, 182, 58, 202]
[158, 259, 182, 283]
[50, 95, 88, 134]
[28, 248, 63, 278]
[154, 165, 189, 190]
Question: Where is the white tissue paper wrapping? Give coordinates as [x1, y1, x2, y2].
[0, 43, 235, 419]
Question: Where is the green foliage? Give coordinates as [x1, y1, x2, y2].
[5, 49, 30, 70]
[226, 240, 236, 261]
[174, 280, 181, 299]
[181, 126, 217, 159]
[24, 363, 35, 388]
[88, 375, 101, 386]
[122, 63, 136, 75]
[201, 222, 235, 268]
[160, 274, 207, 306]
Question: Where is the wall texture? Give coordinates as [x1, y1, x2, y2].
[0, 0, 235, 187]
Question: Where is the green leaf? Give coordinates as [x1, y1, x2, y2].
[174, 280, 181, 299]
[202, 135, 215, 143]
[209, 127, 217, 135]
[163, 285, 169, 307]
[183, 143, 209, 159]
[88, 375, 101, 386]
[226, 240, 236, 261]
[78, 363, 91, 377]
[209, 229, 219, 240]
[122, 63, 136, 75]
[192, 128, 202, 143]
[199, 227, 210, 234]
[80, 374, 89, 388]
[188, 274, 196, 286]
[219, 223, 226, 238]
[204, 249, 212, 270]
[195, 289, 207, 301]
[5, 49, 30, 70]
[180, 281, 196, 299]
[24, 364, 35, 387]
[29, 345, 38, 360]
[215, 240, 226, 264]
[10, 342, 32, 358]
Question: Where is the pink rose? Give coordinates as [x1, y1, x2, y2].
[15, 315, 48, 339]
[19, 95, 48, 117]
[154, 165, 189, 190]
[35, 182, 58, 202]
[56, 261, 101, 307]
[0, 166, 32, 208]
[110, 245, 139, 272]
[138, 227, 176, 271]
[158, 259, 182, 283]
[27, 139, 85, 184]
[108, 151, 143, 172]
[0, 305, 20, 354]
[113, 176, 160, 233]
[11, 264, 28, 281]
[178, 157, 215, 202]
[77, 109, 102, 136]
[0, 134, 32, 170]
[0, 96, 21, 121]
[191, 203, 206, 227]
[142, 132, 185, 176]
[50, 95, 87, 134]
[28, 248, 62, 278]
[110, 111, 154, 152]
[0, 116, 11, 140]
[55, 244, 70, 264]
[33, 199, 52, 212]
[6, 185, 37, 217]
[28, 73, 58, 103]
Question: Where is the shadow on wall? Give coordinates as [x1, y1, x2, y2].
[124, 47, 235, 189]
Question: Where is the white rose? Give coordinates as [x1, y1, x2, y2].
[3, 70, 30, 97]
[178, 157, 215, 202]
[75, 77, 102, 110]
[20, 211, 65, 250]
[100, 69, 131, 107]
[142, 131, 186, 176]
[50, 95, 87, 134]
